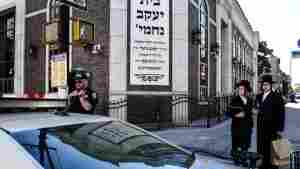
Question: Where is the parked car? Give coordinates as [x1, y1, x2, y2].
[295, 94, 300, 103]
[0, 112, 241, 169]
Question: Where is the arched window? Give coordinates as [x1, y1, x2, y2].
[200, 0, 208, 60]
[189, 0, 209, 97]
[197, 0, 209, 97]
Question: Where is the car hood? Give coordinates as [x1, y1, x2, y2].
[191, 154, 242, 169]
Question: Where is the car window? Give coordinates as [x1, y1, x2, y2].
[11, 121, 195, 169]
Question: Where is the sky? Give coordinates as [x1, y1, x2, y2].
[238, 0, 300, 75]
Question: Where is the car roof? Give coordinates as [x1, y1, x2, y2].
[0, 112, 113, 133]
[0, 129, 44, 169]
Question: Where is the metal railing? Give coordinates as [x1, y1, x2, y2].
[0, 78, 14, 94]
[105, 94, 232, 130]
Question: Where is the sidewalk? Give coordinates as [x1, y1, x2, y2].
[154, 105, 300, 169]
[155, 119, 257, 160]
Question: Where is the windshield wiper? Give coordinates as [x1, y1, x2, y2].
[39, 129, 56, 169]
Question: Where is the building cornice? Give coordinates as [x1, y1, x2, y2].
[231, 0, 253, 32]
[0, 1, 15, 12]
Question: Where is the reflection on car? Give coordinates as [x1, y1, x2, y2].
[0, 112, 240, 169]
[11, 121, 194, 169]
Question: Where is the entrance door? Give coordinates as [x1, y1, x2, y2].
[127, 95, 172, 129]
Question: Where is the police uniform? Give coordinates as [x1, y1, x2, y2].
[68, 88, 98, 114]
[67, 72, 98, 114]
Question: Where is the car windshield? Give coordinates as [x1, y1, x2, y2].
[11, 121, 195, 169]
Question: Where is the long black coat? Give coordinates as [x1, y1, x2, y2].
[230, 95, 254, 130]
[256, 91, 285, 168]
[229, 95, 254, 150]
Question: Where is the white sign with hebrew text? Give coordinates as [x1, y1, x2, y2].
[130, 0, 170, 86]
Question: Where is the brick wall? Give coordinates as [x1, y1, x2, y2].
[72, 0, 110, 113]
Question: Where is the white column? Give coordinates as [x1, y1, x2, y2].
[14, 0, 26, 96]
[172, 0, 188, 94]
[216, 6, 222, 95]
[109, 0, 128, 120]
[252, 31, 259, 94]
[172, 0, 188, 125]
[226, 19, 233, 94]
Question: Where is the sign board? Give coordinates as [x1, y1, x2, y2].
[72, 18, 95, 44]
[58, 0, 87, 10]
[129, 0, 170, 86]
[45, 21, 59, 44]
[51, 53, 67, 87]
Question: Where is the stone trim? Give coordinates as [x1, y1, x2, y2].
[25, 8, 47, 18]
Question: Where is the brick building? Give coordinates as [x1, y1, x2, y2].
[0, 0, 259, 125]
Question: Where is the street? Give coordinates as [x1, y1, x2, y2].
[155, 103, 300, 166]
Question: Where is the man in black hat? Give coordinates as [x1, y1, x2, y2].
[67, 71, 98, 114]
[256, 74, 285, 169]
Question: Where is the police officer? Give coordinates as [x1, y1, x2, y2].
[67, 71, 98, 114]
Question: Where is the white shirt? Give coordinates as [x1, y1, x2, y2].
[262, 91, 271, 102]
[240, 95, 247, 105]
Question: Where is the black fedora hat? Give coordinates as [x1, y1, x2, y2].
[259, 74, 275, 84]
[236, 80, 252, 92]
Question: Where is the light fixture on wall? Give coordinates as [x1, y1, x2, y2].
[191, 29, 201, 45]
[232, 57, 238, 64]
[91, 43, 102, 55]
[210, 42, 220, 56]
[29, 44, 38, 58]
[82, 42, 102, 55]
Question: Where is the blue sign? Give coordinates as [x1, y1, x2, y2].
[298, 39, 300, 48]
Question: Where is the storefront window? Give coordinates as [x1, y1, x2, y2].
[0, 8, 15, 94]
[189, 0, 208, 98]
[232, 27, 253, 88]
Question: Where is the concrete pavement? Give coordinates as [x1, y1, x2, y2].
[154, 103, 300, 168]
[155, 118, 251, 160]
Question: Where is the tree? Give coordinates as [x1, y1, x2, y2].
[257, 41, 272, 76]
[295, 86, 300, 93]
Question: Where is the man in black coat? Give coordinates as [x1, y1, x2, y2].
[229, 80, 254, 165]
[256, 74, 285, 169]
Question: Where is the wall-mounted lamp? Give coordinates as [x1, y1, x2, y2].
[210, 42, 220, 56]
[232, 57, 238, 64]
[91, 43, 102, 55]
[83, 42, 102, 55]
[191, 30, 201, 45]
[29, 44, 38, 58]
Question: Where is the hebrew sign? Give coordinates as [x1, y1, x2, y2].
[130, 0, 170, 86]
